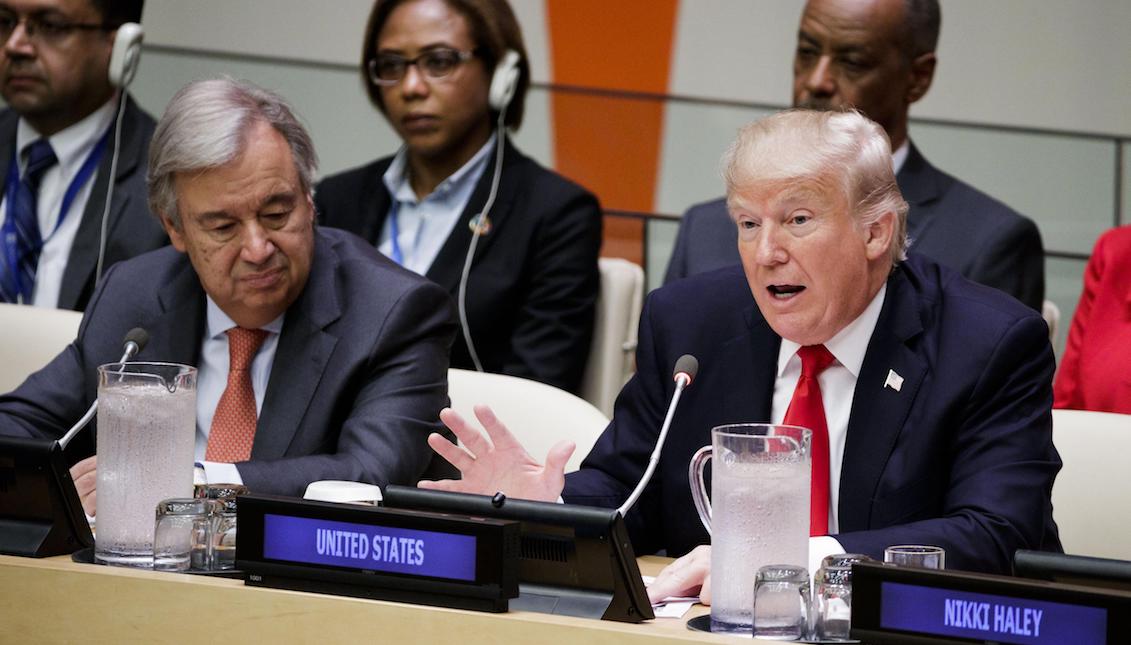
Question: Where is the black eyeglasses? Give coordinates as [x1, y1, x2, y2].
[368, 48, 477, 85]
[0, 10, 110, 46]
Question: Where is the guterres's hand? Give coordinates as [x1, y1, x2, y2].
[69, 455, 98, 517]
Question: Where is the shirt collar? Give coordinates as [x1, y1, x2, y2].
[777, 283, 888, 379]
[16, 95, 119, 178]
[205, 296, 285, 340]
[891, 139, 910, 175]
[382, 131, 497, 205]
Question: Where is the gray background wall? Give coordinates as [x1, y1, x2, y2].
[124, 0, 1130, 357]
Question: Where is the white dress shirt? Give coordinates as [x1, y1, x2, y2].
[194, 297, 284, 484]
[892, 139, 909, 175]
[378, 133, 495, 275]
[0, 97, 119, 308]
[770, 285, 887, 576]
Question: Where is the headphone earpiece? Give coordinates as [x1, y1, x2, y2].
[488, 50, 521, 112]
[108, 23, 144, 88]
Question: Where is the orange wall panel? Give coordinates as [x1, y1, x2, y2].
[546, 0, 679, 258]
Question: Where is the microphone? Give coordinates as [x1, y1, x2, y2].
[59, 328, 149, 449]
[119, 327, 149, 363]
[617, 354, 699, 517]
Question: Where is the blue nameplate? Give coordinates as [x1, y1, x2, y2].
[852, 561, 1131, 644]
[237, 494, 519, 612]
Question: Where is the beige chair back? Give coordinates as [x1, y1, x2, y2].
[447, 368, 609, 473]
[0, 303, 82, 393]
[1051, 408, 1131, 559]
[1042, 299, 1060, 346]
[581, 258, 644, 417]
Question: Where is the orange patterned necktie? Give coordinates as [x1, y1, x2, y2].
[205, 327, 269, 462]
[783, 344, 836, 536]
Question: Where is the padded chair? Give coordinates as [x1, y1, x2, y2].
[1042, 299, 1060, 346]
[0, 303, 82, 393]
[447, 368, 609, 473]
[581, 258, 645, 417]
[1051, 408, 1131, 559]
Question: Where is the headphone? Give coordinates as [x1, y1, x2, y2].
[108, 23, 144, 88]
[458, 49, 521, 373]
[488, 50, 520, 112]
[94, 22, 144, 286]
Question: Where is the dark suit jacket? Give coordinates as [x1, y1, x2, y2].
[0, 228, 458, 497]
[566, 255, 1061, 574]
[315, 138, 602, 393]
[663, 144, 1045, 311]
[0, 96, 168, 311]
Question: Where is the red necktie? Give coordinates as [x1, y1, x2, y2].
[783, 344, 836, 536]
[205, 327, 269, 462]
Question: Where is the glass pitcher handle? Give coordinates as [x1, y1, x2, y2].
[688, 445, 713, 535]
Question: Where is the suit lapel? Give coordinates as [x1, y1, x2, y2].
[721, 305, 780, 424]
[424, 137, 518, 293]
[149, 254, 207, 368]
[355, 160, 393, 245]
[253, 231, 341, 459]
[0, 113, 15, 196]
[837, 267, 927, 532]
[58, 99, 146, 310]
[897, 143, 945, 242]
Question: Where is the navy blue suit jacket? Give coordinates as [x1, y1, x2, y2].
[0, 97, 167, 311]
[565, 254, 1061, 574]
[315, 138, 601, 393]
[664, 144, 1045, 311]
[0, 228, 458, 496]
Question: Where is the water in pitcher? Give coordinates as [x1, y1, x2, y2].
[95, 383, 195, 567]
[709, 459, 809, 633]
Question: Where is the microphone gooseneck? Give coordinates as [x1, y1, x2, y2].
[617, 354, 699, 517]
[59, 327, 149, 449]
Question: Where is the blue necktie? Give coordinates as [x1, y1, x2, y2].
[1, 139, 57, 303]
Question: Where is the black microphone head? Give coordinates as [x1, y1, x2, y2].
[124, 327, 149, 353]
[673, 354, 699, 386]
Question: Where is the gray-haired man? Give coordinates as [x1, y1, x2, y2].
[0, 78, 457, 512]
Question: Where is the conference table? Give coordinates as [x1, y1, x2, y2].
[0, 554, 742, 643]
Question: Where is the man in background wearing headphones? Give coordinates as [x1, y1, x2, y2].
[0, 0, 164, 311]
[317, 0, 602, 395]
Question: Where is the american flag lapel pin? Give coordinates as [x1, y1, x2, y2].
[884, 369, 904, 392]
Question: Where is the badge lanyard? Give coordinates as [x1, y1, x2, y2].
[2, 127, 112, 266]
[387, 200, 405, 266]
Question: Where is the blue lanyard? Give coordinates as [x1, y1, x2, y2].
[2, 126, 111, 256]
[387, 200, 404, 266]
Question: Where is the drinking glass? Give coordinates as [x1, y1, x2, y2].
[153, 498, 220, 572]
[884, 544, 945, 569]
[810, 554, 874, 640]
[688, 424, 811, 634]
[814, 565, 853, 641]
[95, 362, 196, 568]
[196, 484, 246, 570]
[752, 564, 810, 641]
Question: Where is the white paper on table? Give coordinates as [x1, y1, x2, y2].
[643, 575, 700, 618]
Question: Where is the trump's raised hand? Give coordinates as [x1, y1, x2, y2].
[418, 405, 575, 503]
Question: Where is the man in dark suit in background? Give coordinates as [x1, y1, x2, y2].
[0, 0, 165, 310]
[665, 0, 1045, 312]
[0, 78, 457, 511]
[420, 110, 1060, 597]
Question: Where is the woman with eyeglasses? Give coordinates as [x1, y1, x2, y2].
[316, 0, 602, 394]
